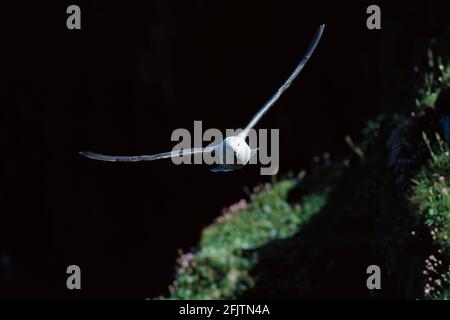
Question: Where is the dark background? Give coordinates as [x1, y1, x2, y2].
[1, 1, 449, 298]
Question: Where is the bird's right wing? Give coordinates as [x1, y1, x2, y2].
[79, 147, 214, 162]
[239, 24, 325, 139]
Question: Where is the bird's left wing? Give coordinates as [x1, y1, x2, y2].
[239, 24, 325, 139]
[79, 147, 214, 162]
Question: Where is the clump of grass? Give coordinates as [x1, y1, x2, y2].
[415, 50, 450, 111]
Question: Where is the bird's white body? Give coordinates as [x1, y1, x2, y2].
[216, 136, 251, 170]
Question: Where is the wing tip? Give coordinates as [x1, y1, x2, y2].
[317, 24, 326, 37]
[79, 151, 89, 157]
[79, 151, 106, 161]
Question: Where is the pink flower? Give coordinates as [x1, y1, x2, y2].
[439, 176, 445, 182]
[179, 252, 194, 268]
[228, 199, 247, 213]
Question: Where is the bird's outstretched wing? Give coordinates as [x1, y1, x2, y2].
[239, 24, 325, 139]
[80, 147, 214, 162]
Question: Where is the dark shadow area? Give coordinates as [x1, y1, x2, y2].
[241, 131, 430, 299]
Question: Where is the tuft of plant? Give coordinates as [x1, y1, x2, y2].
[415, 50, 450, 111]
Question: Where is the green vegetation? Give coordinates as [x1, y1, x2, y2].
[165, 36, 450, 300]
[410, 134, 450, 299]
[167, 179, 330, 299]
